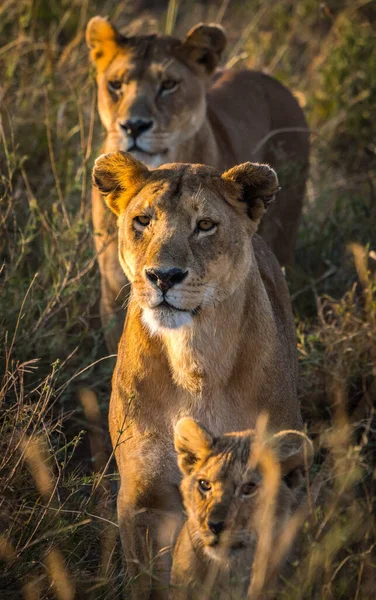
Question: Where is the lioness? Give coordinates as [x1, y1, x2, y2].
[86, 17, 309, 351]
[92, 151, 303, 599]
[171, 417, 313, 600]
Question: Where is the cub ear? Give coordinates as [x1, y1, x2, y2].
[92, 151, 149, 216]
[221, 163, 280, 223]
[174, 418, 214, 475]
[272, 430, 313, 477]
[86, 16, 124, 71]
[180, 23, 226, 75]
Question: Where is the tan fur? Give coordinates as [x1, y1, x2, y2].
[86, 17, 310, 351]
[92, 152, 303, 599]
[171, 418, 312, 599]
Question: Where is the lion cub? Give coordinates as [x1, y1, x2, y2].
[171, 418, 312, 600]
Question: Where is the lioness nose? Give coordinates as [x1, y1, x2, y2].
[208, 520, 225, 535]
[121, 119, 153, 139]
[145, 268, 188, 294]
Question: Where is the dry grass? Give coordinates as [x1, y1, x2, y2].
[1, 0, 375, 598]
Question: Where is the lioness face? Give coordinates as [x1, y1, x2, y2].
[86, 18, 226, 168]
[119, 167, 252, 334]
[174, 418, 312, 563]
[92, 152, 280, 334]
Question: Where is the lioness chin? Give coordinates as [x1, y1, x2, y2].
[86, 16, 309, 351]
[92, 151, 303, 600]
[171, 418, 313, 600]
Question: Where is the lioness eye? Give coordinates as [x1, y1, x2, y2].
[133, 215, 151, 230]
[160, 80, 178, 94]
[241, 482, 257, 497]
[108, 80, 122, 92]
[198, 480, 211, 492]
[196, 219, 216, 232]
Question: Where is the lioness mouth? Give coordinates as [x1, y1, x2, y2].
[157, 300, 200, 316]
[128, 144, 168, 157]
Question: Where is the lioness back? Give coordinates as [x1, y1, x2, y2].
[171, 418, 313, 600]
[87, 17, 309, 351]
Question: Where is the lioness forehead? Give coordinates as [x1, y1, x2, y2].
[106, 34, 183, 76]
[125, 34, 180, 58]
[135, 163, 228, 211]
[153, 163, 222, 193]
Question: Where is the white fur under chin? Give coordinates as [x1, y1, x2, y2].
[128, 149, 165, 169]
[142, 307, 193, 335]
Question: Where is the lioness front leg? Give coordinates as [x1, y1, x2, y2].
[117, 483, 183, 600]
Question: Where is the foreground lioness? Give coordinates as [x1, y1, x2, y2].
[171, 418, 313, 600]
[86, 17, 309, 351]
[92, 151, 302, 599]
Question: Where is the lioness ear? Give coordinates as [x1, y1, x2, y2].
[180, 23, 226, 74]
[86, 16, 123, 71]
[221, 163, 280, 223]
[272, 430, 313, 477]
[174, 418, 213, 475]
[92, 151, 149, 216]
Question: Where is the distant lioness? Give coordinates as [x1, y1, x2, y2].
[171, 417, 313, 600]
[86, 17, 309, 351]
[92, 151, 303, 599]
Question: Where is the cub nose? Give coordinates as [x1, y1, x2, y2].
[121, 119, 153, 139]
[145, 268, 188, 294]
[208, 520, 225, 535]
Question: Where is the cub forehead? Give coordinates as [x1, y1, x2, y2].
[198, 439, 254, 480]
[198, 456, 254, 487]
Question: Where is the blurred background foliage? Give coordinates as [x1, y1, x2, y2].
[0, 1, 375, 598]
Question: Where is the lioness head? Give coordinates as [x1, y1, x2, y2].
[86, 17, 226, 167]
[92, 151, 279, 334]
[174, 417, 312, 562]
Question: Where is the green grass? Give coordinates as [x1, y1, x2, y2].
[0, 0, 375, 598]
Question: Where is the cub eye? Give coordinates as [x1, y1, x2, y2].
[198, 480, 212, 492]
[241, 482, 257, 497]
[196, 219, 216, 232]
[133, 215, 151, 231]
[160, 80, 178, 94]
[108, 80, 122, 92]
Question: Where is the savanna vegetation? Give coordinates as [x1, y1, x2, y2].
[1, 1, 375, 598]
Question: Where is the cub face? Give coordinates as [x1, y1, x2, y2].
[174, 418, 312, 562]
[86, 17, 226, 167]
[92, 152, 280, 334]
